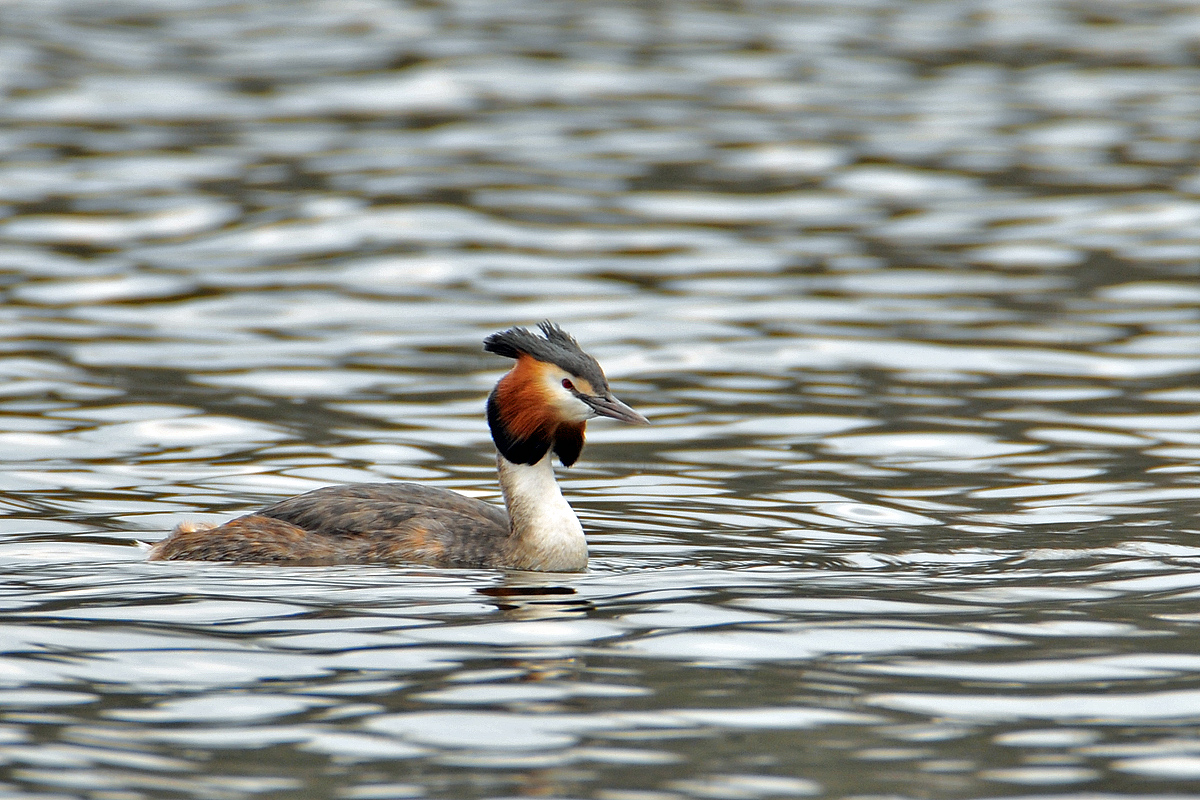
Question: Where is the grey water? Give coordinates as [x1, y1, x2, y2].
[2, 0, 1200, 798]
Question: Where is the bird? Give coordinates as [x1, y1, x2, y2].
[148, 322, 649, 571]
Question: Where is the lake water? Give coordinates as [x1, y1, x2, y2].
[2, 0, 1200, 798]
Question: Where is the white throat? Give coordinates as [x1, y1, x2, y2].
[497, 452, 588, 572]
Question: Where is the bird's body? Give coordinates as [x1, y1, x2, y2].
[148, 322, 648, 571]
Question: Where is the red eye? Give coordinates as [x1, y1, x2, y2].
[562, 379, 575, 391]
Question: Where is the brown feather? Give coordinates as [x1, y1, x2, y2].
[489, 355, 591, 467]
[493, 355, 557, 441]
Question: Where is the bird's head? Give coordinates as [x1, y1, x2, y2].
[484, 321, 648, 466]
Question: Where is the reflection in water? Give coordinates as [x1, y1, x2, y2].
[2, 0, 1200, 798]
[479, 579, 586, 618]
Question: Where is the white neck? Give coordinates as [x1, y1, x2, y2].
[497, 453, 588, 572]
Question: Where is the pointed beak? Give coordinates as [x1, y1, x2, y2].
[583, 393, 650, 425]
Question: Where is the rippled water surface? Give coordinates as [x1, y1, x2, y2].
[3, 0, 1200, 797]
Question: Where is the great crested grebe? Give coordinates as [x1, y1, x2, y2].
[148, 322, 648, 571]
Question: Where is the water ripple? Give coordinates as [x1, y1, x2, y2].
[2, 0, 1200, 798]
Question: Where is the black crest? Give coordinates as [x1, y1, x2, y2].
[484, 321, 608, 391]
